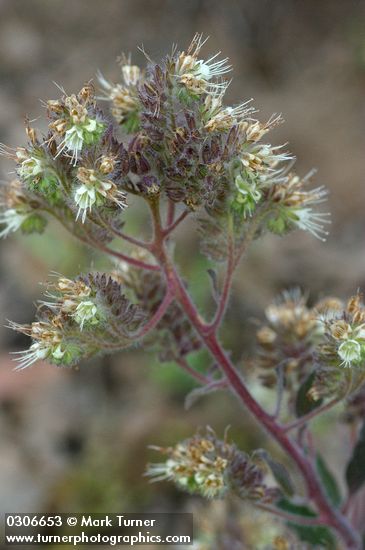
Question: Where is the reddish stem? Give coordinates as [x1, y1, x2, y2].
[110, 228, 151, 250]
[132, 291, 174, 340]
[175, 357, 215, 385]
[167, 263, 360, 548]
[147, 199, 360, 549]
[166, 199, 176, 227]
[98, 244, 159, 272]
[284, 397, 341, 432]
[163, 209, 189, 236]
[208, 224, 235, 332]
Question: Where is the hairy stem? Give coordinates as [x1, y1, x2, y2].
[166, 199, 175, 227]
[147, 199, 360, 549]
[207, 215, 235, 332]
[168, 264, 360, 548]
[131, 291, 174, 340]
[284, 397, 342, 433]
[163, 209, 189, 236]
[175, 356, 218, 385]
[44, 207, 158, 271]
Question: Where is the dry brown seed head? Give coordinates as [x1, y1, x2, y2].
[180, 74, 207, 94]
[256, 326, 277, 345]
[78, 84, 95, 103]
[25, 124, 37, 145]
[205, 111, 234, 133]
[330, 320, 351, 340]
[47, 99, 64, 114]
[177, 53, 196, 74]
[353, 310, 365, 324]
[77, 167, 98, 185]
[99, 156, 116, 174]
[315, 297, 344, 314]
[347, 294, 362, 314]
[57, 277, 76, 292]
[49, 119, 67, 135]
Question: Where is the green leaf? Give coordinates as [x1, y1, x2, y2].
[255, 450, 294, 496]
[346, 419, 365, 495]
[21, 213, 47, 235]
[316, 454, 342, 508]
[277, 498, 336, 548]
[295, 372, 323, 417]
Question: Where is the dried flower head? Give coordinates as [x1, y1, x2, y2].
[266, 171, 330, 241]
[47, 84, 106, 164]
[318, 293, 365, 368]
[8, 273, 145, 369]
[74, 166, 127, 223]
[255, 289, 320, 383]
[146, 428, 279, 502]
[0, 179, 46, 238]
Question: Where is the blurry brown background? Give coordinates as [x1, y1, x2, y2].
[0, 0, 365, 546]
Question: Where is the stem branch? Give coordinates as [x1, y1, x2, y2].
[284, 397, 341, 433]
[147, 198, 360, 549]
[131, 291, 174, 340]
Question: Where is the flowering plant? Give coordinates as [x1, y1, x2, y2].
[2, 35, 365, 548]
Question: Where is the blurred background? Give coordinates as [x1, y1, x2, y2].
[0, 0, 365, 547]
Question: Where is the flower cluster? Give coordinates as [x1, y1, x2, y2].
[0, 95, 130, 236]
[0, 178, 46, 238]
[265, 171, 330, 241]
[0, 35, 330, 250]
[40, 276, 102, 330]
[9, 273, 145, 369]
[175, 35, 231, 96]
[318, 294, 365, 368]
[98, 54, 143, 132]
[146, 428, 280, 502]
[74, 165, 127, 223]
[47, 84, 106, 165]
[255, 289, 325, 386]
[254, 290, 365, 408]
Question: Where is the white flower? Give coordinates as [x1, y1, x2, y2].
[12, 342, 49, 370]
[12, 342, 65, 370]
[18, 155, 43, 180]
[74, 185, 97, 222]
[177, 38, 231, 96]
[0, 208, 28, 238]
[73, 300, 99, 330]
[292, 207, 331, 241]
[194, 53, 231, 80]
[74, 168, 127, 223]
[121, 64, 141, 86]
[204, 100, 254, 132]
[64, 126, 84, 160]
[338, 339, 362, 367]
[233, 174, 262, 217]
[56, 118, 104, 165]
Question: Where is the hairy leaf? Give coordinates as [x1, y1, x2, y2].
[277, 498, 336, 548]
[256, 450, 294, 497]
[316, 454, 342, 508]
[296, 372, 323, 417]
[346, 419, 365, 495]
